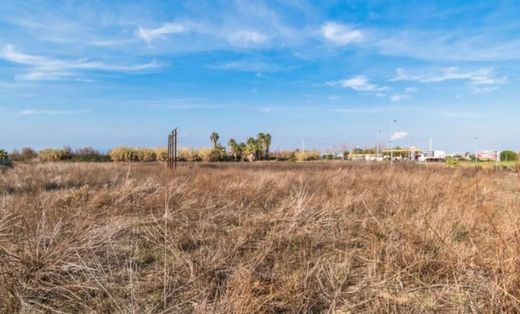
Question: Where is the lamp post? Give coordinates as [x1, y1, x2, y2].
[390, 120, 397, 165]
[474, 136, 479, 163]
[377, 130, 381, 159]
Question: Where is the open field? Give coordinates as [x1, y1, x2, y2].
[2, 162, 520, 313]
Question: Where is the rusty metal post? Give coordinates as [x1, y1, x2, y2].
[173, 128, 177, 170]
[167, 128, 178, 171]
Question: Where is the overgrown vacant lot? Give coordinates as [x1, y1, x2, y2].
[1, 162, 520, 313]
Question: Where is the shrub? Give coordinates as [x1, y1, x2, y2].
[197, 146, 227, 162]
[21, 147, 37, 160]
[198, 148, 213, 162]
[295, 151, 320, 161]
[274, 150, 296, 161]
[73, 147, 109, 162]
[109, 147, 138, 162]
[135, 148, 157, 162]
[154, 147, 168, 161]
[179, 148, 201, 162]
[38, 148, 72, 161]
[11, 147, 38, 162]
[109, 147, 159, 162]
[0, 149, 8, 160]
[447, 157, 459, 166]
[500, 150, 518, 162]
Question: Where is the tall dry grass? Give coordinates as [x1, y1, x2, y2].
[1, 162, 520, 313]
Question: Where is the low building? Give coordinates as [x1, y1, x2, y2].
[476, 150, 500, 162]
[419, 150, 446, 163]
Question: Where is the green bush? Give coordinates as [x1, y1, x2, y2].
[500, 150, 518, 162]
[73, 147, 109, 162]
[0, 149, 8, 160]
[447, 157, 459, 166]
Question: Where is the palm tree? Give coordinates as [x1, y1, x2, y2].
[256, 133, 272, 160]
[238, 142, 246, 161]
[257, 133, 266, 160]
[245, 137, 260, 161]
[264, 133, 272, 160]
[228, 138, 239, 161]
[210, 132, 220, 149]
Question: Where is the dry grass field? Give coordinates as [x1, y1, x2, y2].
[1, 162, 520, 313]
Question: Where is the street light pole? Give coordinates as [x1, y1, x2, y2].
[474, 137, 479, 163]
[377, 130, 381, 159]
[390, 120, 397, 165]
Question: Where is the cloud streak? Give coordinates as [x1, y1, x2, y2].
[393, 67, 507, 85]
[136, 22, 186, 44]
[328, 76, 388, 92]
[321, 22, 363, 45]
[17, 109, 90, 115]
[227, 30, 268, 47]
[1, 45, 160, 81]
[208, 60, 280, 72]
[390, 131, 408, 141]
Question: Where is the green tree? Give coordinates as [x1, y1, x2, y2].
[257, 133, 272, 160]
[500, 150, 518, 162]
[245, 137, 260, 161]
[210, 144, 226, 161]
[263, 133, 272, 160]
[238, 142, 246, 161]
[210, 132, 220, 149]
[228, 138, 242, 161]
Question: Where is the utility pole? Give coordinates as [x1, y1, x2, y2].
[474, 137, 479, 163]
[429, 137, 433, 151]
[390, 120, 397, 165]
[377, 130, 381, 159]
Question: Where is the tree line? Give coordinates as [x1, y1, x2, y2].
[0, 132, 283, 163]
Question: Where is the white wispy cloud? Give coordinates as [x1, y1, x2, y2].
[327, 76, 419, 102]
[227, 30, 268, 47]
[392, 67, 507, 85]
[136, 22, 186, 44]
[334, 105, 405, 114]
[321, 22, 363, 45]
[208, 60, 280, 72]
[257, 107, 272, 113]
[390, 131, 408, 141]
[376, 30, 520, 62]
[389, 94, 408, 102]
[1, 45, 160, 81]
[328, 76, 389, 92]
[389, 87, 418, 102]
[17, 109, 90, 115]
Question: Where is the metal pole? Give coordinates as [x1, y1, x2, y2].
[168, 133, 172, 170]
[174, 128, 177, 170]
[391, 120, 396, 165]
[377, 130, 381, 159]
[474, 137, 479, 163]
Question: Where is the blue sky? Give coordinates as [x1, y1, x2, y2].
[1, 0, 519, 153]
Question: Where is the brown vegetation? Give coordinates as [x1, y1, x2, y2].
[1, 162, 520, 312]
